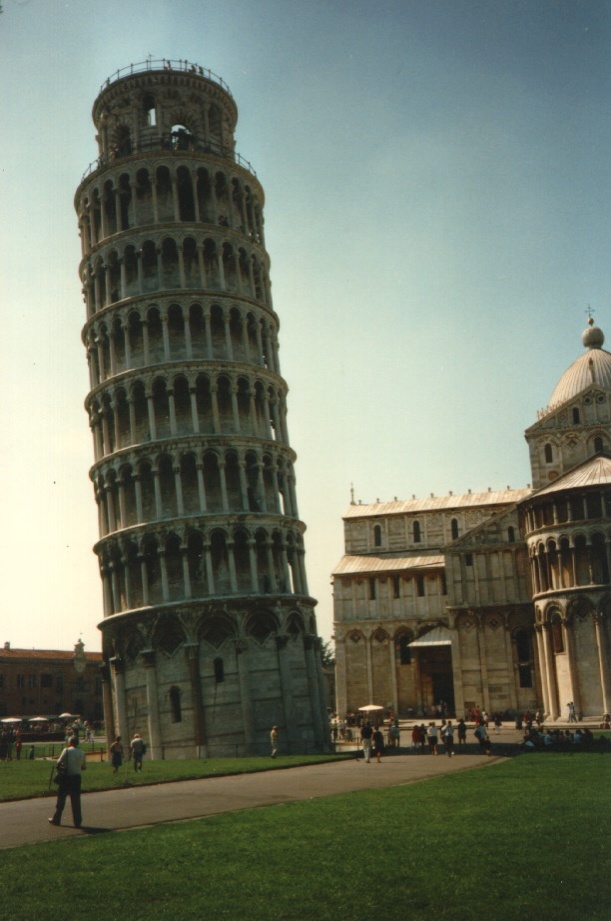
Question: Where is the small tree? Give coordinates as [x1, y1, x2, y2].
[321, 640, 335, 669]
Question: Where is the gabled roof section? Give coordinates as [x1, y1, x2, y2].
[333, 553, 444, 577]
[344, 487, 531, 520]
[521, 454, 611, 500]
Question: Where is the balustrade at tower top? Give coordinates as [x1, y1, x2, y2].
[79, 59, 256, 184]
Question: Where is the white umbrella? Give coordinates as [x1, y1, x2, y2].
[358, 704, 384, 713]
[1, 717, 22, 723]
[59, 713, 73, 719]
[28, 717, 49, 722]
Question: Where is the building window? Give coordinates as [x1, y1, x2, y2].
[28, 674, 37, 689]
[441, 573, 447, 595]
[393, 576, 401, 599]
[451, 518, 459, 540]
[143, 93, 157, 127]
[544, 443, 553, 463]
[373, 524, 382, 547]
[413, 520, 421, 543]
[397, 635, 412, 665]
[507, 526, 515, 543]
[0, 674, 3, 688]
[465, 553, 473, 567]
[518, 665, 533, 688]
[369, 578, 376, 600]
[214, 657, 224, 683]
[572, 408, 580, 424]
[551, 619, 564, 654]
[170, 686, 182, 723]
[16, 674, 25, 688]
[56, 676, 63, 692]
[515, 629, 531, 662]
[416, 576, 425, 597]
[594, 436, 604, 453]
[41, 674, 52, 689]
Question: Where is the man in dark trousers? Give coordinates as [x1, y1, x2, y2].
[360, 722, 373, 762]
[49, 735, 86, 828]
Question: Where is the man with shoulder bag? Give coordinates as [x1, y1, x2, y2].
[49, 735, 86, 828]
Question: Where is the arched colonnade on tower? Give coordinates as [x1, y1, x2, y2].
[96, 521, 308, 617]
[87, 368, 289, 462]
[84, 300, 279, 388]
[80, 233, 271, 319]
[77, 160, 265, 255]
[93, 443, 299, 535]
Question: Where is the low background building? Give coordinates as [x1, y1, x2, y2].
[0, 641, 103, 723]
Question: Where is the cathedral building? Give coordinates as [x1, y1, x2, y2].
[74, 60, 329, 757]
[333, 320, 611, 721]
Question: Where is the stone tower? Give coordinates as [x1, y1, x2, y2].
[74, 59, 329, 757]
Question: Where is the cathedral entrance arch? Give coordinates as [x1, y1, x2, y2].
[410, 627, 455, 717]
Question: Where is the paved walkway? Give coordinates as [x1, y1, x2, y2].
[0, 743, 514, 850]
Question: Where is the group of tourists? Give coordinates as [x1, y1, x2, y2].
[521, 726, 608, 752]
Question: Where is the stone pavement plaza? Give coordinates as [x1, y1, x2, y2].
[0, 743, 513, 850]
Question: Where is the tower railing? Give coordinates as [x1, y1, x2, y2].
[99, 59, 232, 95]
[80, 135, 257, 182]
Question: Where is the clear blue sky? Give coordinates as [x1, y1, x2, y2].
[0, 0, 608, 652]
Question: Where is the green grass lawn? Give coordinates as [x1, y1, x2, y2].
[0, 752, 344, 801]
[0, 752, 609, 921]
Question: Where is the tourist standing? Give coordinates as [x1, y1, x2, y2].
[360, 722, 373, 762]
[443, 721, 455, 757]
[372, 727, 385, 763]
[270, 725, 279, 758]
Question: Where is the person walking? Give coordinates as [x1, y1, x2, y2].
[110, 735, 124, 773]
[360, 722, 373, 762]
[457, 718, 467, 750]
[48, 736, 86, 828]
[372, 727, 385, 763]
[130, 733, 146, 772]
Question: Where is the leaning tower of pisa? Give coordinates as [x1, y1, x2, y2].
[74, 60, 330, 758]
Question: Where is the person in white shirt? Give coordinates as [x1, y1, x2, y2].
[49, 736, 86, 828]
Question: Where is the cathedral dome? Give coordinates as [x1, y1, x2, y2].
[547, 320, 611, 410]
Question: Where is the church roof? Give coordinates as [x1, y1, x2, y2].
[344, 487, 531, 518]
[524, 454, 611, 499]
[333, 553, 444, 576]
[545, 321, 611, 414]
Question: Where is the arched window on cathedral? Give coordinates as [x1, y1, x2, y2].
[214, 657, 224, 683]
[544, 443, 553, 463]
[594, 436, 604, 453]
[373, 524, 382, 547]
[397, 634, 412, 665]
[507, 526, 515, 543]
[413, 520, 421, 543]
[451, 518, 459, 540]
[572, 407, 580, 424]
[169, 686, 182, 722]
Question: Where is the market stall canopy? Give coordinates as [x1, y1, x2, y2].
[1, 717, 22, 723]
[358, 704, 384, 712]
